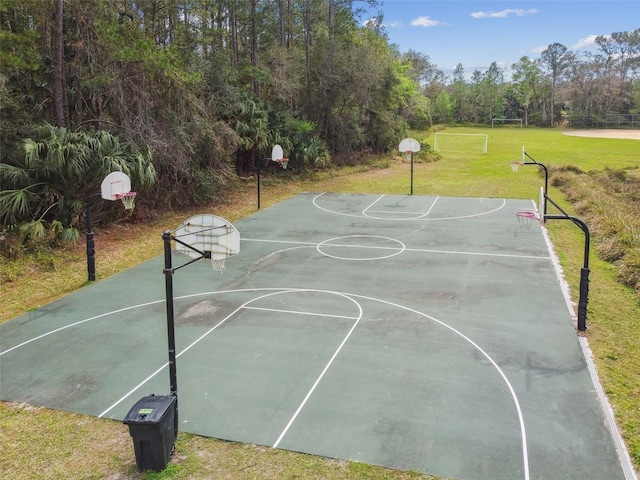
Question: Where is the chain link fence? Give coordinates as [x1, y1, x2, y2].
[569, 113, 640, 129]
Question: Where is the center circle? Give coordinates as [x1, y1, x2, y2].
[316, 235, 406, 261]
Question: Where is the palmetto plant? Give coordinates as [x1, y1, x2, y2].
[293, 136, 330, 169]
[0, 123, 155, 245]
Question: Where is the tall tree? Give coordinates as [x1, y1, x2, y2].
[250, 0, 259, 95]
[482, 61, 505, 122]
[565, 52, 602, 126]
[402, 49, 444, 98]
[540, 43, 572, 126]
[511, 56, 541, 125]
[595, 29, 640, 81]
[449, 63, 470, 123]
[53, 0, 66, 126]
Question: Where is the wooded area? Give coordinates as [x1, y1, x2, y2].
[1, 0, 639, 247]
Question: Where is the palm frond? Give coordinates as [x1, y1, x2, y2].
[0, 189, 38, 224]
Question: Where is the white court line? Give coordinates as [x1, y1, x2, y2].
[361, 194, 386, 216]
[5, 286, 530, 479]
[340, 289, 531, 480]
[312, 192, 507, 221]
[317, 235, 406, 261]
[241, 238, 317, 246]
[404, 246, 549, 260]
[98, 290, 362, 419]
[241, 237, 549, 261]
[272, 291, 364, 448]
[0, 300, 164, 356]
[98, 300, 248, 418]
[0, 243, 546, 357]
[365, 196, 440, 219]
[244, 305, 359, 320]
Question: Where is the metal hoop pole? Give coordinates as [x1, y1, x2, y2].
[545, 195, 591, 331]
[410, 151, 414, 196]
[162, 230, 179, 438]
[523, 151, 549, 216]
[257, 157, 261, 210]
[86, 199, 96, 282]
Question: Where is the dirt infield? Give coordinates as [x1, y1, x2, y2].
[563, 129, 640, 140]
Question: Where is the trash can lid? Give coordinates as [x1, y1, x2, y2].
[123, 394, 176, 425]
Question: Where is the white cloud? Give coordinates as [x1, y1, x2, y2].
[386, 20, 403, 28]
[571, 34, 600, 50]
[528, 34, 604, 56]
[471, 9, 538, 19]
[411, 16, 440, 28]
[363, 17, 375, 27]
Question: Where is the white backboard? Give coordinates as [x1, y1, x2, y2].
[101, 172, 132, 201]
[174, 214, 240, 261]
[272, 144, 284, 161]
[399, 138, 421, 153]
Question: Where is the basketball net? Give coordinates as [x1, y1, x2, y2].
[211, 258, 226, 272]
[515, 210, 537, 231]
[277, 158, 289, 169]
[116, 192, 137, 211]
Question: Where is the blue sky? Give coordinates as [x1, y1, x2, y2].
[361, 0, 639, 80]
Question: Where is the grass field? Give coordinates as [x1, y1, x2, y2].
[1, 127, 639, 479]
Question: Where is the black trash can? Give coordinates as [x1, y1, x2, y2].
[123, 394, 176, 472]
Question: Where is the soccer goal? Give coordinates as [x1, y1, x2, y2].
[433, 133, 488, 154]
[491, 118, 523, 128]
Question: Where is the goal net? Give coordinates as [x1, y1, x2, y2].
[491, 118, 523, 128]
[433, 133, 488, 154]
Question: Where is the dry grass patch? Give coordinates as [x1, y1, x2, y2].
[551, 166, 640, 299]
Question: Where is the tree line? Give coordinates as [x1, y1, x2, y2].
[1, 0, 638, 247]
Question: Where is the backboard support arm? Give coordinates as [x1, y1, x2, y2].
[544, 195, 591, 332]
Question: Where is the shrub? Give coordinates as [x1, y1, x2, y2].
[0, 123, 155, 247]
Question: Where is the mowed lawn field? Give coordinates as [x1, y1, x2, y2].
[1, 126, 639, 479]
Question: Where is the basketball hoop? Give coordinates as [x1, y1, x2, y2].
[211, 257, 226, 272]
[206, 251, 228, 273]
[115, 192, 137, 211]
[515, 210, 538, 231]
[510, 162, 521, 172]
[276, 158, 289, 169]
[404, 151, 413, 162]
[174, 214, 240, 275]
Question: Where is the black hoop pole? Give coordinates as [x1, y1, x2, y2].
[410, 151, 414, 195]
[162, 230, 179, 438]
[257, 157, 261, 210]
[544, 195, 591, 331]
[522, 151, 549, 216]
[577, 267, 590, 332]
[86, 199, 96, 282]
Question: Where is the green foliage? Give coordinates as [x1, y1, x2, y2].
[0, 0, 41, 74]
[1, 0, 637, 238]
[0, 123, 156, 246]
[292, 136, 331, 169]
[432, 91, 455, 124]
[406, 95, 433, 130]
[231, 96, 332, 173]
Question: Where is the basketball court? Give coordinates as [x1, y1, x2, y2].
[0, 192, 635, 480]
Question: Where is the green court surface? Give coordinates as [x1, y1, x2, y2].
[1, 193, 635, 480]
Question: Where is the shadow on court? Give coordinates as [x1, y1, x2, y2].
[0, 193, 633, 480]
